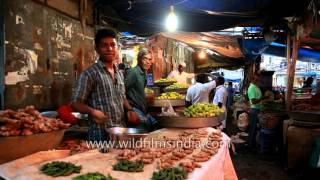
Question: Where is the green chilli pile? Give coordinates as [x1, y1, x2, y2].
[72, 172, 115, 180]
[152, 167, 188, 180]
[40, 161, 81, 177]
[112, 159, 144, 172]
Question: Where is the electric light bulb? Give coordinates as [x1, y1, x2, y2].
[165, 6, 178, 32]
[198, 50, 206, 59]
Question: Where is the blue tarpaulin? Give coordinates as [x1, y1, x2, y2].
[264, 42, 320, 63]
[225, 79, 241, 83]
[238, 38, 271, 61]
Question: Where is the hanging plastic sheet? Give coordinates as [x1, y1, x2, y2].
[238, 38, 271, 61]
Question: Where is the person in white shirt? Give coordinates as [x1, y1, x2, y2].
[185, 73, 216, 107]
[213, 76, 228, 130]
[167, 62, 194, 84]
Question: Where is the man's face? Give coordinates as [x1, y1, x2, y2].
[178, 65, 184, 73]
[96, 37, 118, 63]
[139, 53, 152, 71]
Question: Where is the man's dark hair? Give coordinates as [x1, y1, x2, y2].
[228, 82, 233, 86]
[117, 63, 126, 70]
[196, 73, 208, 84]
[306, 77, 314, 85]
[95, 29, 117, 47]
[216, 76, 225, 85]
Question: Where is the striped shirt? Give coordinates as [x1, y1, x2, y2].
[72, 60, 126, 141]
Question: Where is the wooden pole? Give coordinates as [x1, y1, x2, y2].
[285, 32, 291, 110]
[0, 0, 5, 109]
[286, 31, 300, 110]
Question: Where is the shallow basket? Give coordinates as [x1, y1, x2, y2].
[149, 99, 185, 107]
[0, 129, 65, 164]
[156, 113, 224, 128]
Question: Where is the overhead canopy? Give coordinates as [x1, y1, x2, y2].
[196, 54, 244, 69]
[154, 32, 244, 68]
[160, 32, 243, 58]
[97, 0, 309, 36]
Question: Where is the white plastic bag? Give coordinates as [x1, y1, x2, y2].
[158, 100, 178, 117]
[237, 112, 249, 131]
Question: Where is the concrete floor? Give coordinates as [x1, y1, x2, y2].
[230, 144, 291, 180]
[226, 112, 320, 180]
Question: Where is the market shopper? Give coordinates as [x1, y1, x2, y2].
[167, 62, 194, 84]
[185, 73, 216, 106]
[247, 73, 263, 148]
[303, 77, 314, 88]
[71, 29, 139, 141]
[213, 76, 228, 130]
[302, 77, 314, 93]
[227, 82, 235, 111]
[124, 48, 158, 130]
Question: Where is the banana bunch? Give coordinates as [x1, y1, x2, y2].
[144, 88, 154, 94]
[156, 92, 185, 100]
[165, 83, 189, 90]
[183, 103, 224, 118]
[154, 78, 177, 83]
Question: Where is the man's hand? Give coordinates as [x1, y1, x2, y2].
[251, 98, 261, 104]
[218, 102, 223, 108]
[127, 111, 140, 125]
[91, 109, 109, 124]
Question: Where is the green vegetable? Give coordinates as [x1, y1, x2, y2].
[152, 167, 187, 180]
[112, 159, 144, 172]
[261, 101, 284, 113]
[165, 83, 189, 90]
[40, 161, 81, 177]
[72, 172, 115, 180]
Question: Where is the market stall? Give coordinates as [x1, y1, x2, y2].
[148, 79, 188, 114]
[283, 98, 320, 169]
[0, 127, 237, 180]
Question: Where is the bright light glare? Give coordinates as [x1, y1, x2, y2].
[166, 6, 178, 32]
[198, 50, 206, 59]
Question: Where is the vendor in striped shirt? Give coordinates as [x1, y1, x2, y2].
[71, 29, 139, 142]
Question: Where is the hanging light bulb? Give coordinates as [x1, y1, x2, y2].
[165, 6, 178, 32]
[198, 49, 207, 59]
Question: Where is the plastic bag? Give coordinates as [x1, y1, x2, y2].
[237, 112, 249, 131]
[158, 100, 178, 117]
